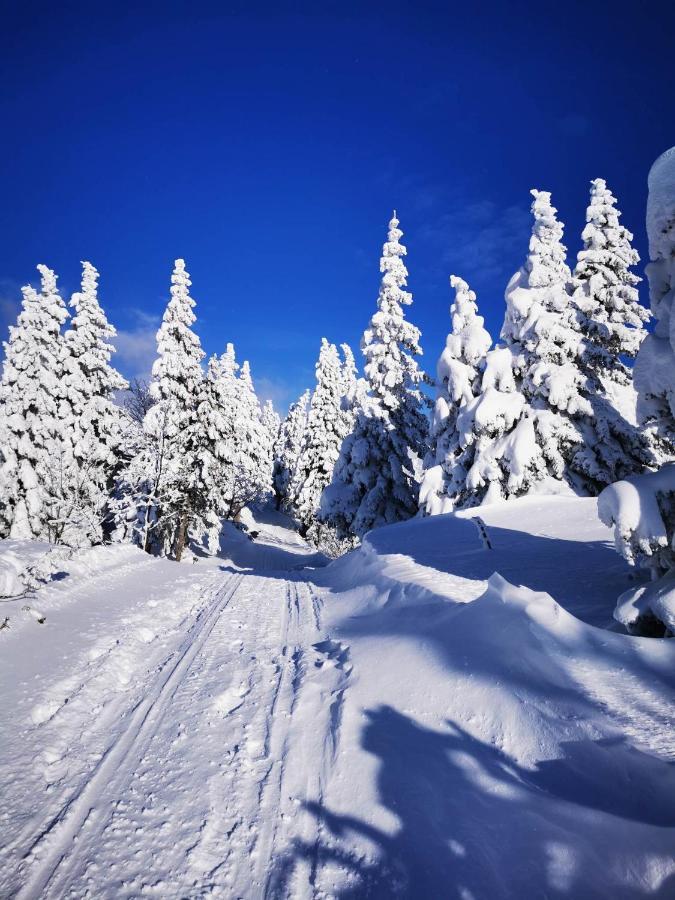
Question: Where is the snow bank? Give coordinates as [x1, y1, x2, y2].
[309, 499, 675, 897]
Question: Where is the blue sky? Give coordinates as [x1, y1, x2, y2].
[1, 1, 673, 410]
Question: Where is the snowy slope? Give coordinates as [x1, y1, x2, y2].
[2, 498, 675, 898]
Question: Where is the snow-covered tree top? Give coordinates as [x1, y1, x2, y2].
[150, 259, 204, 406]
[66, 261, 127, 395]
[445, 275, 492, 367]
[574, 179, 641, 285]
[524, 190, 570, 289]
[362, 212, 425, 411]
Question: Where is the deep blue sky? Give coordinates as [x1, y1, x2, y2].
[1, 1, 673, 410]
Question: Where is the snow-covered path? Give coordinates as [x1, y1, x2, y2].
[1, 521, 347, 898]
[4, 500, 675, 898]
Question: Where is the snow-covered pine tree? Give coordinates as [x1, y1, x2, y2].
[321, 213, 429, 539]
[567, 179, 657, 487]
[0, 265, 70, 540]
[361, 212, 429, 455]
[60, 261, 128, 544]
[232, 359, 274, 513]
[289, 338, 351, 536]
[194, 348, 240, 548]
[135, 259, 207, 560]
[261, 399, 281, 506]
[573, 179, 649, 371]
[273, 389, 310, 510]
[500, 189, 591, 497]
[419, 275, 492, 515]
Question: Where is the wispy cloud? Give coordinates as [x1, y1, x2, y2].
[112, 309, 161, 382]
[420, 199, 531, 287]
[254, 374, 311, 416]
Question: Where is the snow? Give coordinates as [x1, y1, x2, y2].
[3, 496, 675, 897]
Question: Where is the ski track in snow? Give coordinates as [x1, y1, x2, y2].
[4, 536, 350, 899]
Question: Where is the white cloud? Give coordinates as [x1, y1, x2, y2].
[112, 325, 158, 383]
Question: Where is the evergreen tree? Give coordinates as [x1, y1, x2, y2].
[60, 261, 128, 544]
[128, 259, 207, 559]
[361, 211, 429, 455]
[573, 179, 649, 371]
[273, 389, 310, 510]
[500, 189, 590, 496]
[232, 360, 274, 513]
[567, 180, 657, 488]
[419, 275, 491, 515]
[289, 338, 350, 535]
[321, 213, 429, 539]
[0, 265, 70, 540]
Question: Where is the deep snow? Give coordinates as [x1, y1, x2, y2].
[1, 499, 675, 898]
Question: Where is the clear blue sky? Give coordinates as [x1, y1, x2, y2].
[1, 1, 673, 410]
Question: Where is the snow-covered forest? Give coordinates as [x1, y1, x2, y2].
[2, 147, 675, 898]
[2, 165, 674, 631]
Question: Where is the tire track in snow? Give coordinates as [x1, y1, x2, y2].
[17, 571, 245, 900]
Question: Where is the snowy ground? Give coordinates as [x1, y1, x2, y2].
[2, 499, 675, 898]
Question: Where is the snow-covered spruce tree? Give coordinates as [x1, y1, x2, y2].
[122, 259, 207, 560]
[194, 348, 240, 549]
[261, 398, 281, 479]
[289, 338, 353, 537]
[598, 148, 675, 634]
[455, 345, 527, 506]
[569, 179, 657, 486]
[0, 265, 70, 540]
[573, 179, 649, 372]
[419, 275, 492, 515]
[231, 360, 274, 513]
[500, 189, 591, 497]
[320, 213, 429, 540]
[60, 261, 128, 544]
[273, 389, 310, 510]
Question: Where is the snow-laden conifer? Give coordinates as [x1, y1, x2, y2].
[0, 266, 70, 540]
[500, 190, 589, 495]
[233, 360, 274, 510]
[362, 212, 429, 451]
[573, 179, 649, 369]
[321, 214, 429, 539]
[290, 339, 351, 535]
[565, 180, 658, 488]
[124, 259, 207, 559]
[58, 262, 128, 544]
[273, 389, 310, 510]
[419, 275, 491, 515]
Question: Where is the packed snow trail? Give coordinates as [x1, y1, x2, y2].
[1, 517, 347, 898]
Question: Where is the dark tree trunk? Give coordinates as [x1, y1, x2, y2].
[174, 508, 189, 562]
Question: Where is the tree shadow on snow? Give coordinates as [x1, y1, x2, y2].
[268, 706, 675, 899]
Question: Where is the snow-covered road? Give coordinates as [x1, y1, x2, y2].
[4, 500, 675, 898]
[1, 521, 350, 898]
